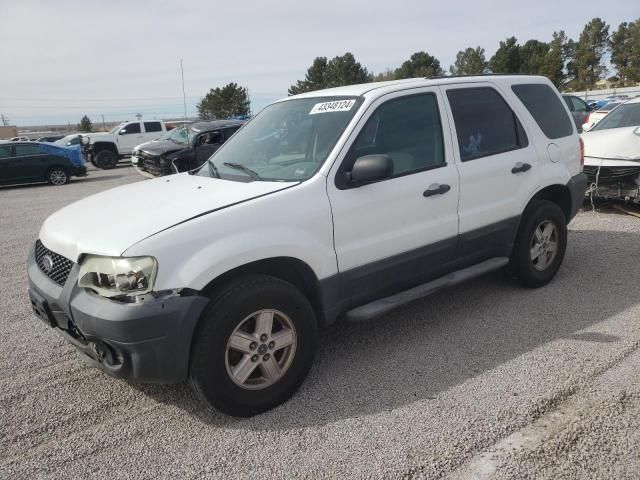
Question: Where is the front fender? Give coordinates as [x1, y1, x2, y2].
[122, 177, 337, 292]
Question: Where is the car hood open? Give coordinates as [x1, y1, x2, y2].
[582, 126, 640, 161]
[39, 173, 296, 261]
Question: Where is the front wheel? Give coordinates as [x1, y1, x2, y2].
[509, 200, 567, 288]
[190, 275, 318, 417]
[94, 150, 118, 169]
[46, 167, 69, 185]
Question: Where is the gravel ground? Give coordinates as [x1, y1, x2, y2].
[1, 166, 639, 479]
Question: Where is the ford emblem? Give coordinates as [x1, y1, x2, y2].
[41, 255, 54, 273]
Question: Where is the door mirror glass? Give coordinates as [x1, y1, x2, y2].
[348, 155, 394, 185]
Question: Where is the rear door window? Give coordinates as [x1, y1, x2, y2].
[15, 144, 42, 156]
[144, 122, 162, 133]
[570, 96, 588, 112]
[0, 146, 10, 158]
[447, 87, 528, 161]
[511, 84, 573, 139]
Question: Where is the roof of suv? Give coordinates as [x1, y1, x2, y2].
[287, 75, 551, 101]
[191, 119, 245, 133]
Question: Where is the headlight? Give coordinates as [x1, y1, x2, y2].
[78, 255, 158, 298]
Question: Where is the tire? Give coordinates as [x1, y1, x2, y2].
[94, 150, 118, 169]
[190, 275, 318, 417]
[46, 167, 69, 186]
[509, 200, 567, 288]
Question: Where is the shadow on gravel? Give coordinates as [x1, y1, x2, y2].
[136, 227, 640, 429]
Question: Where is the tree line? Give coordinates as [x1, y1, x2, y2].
[192, 16, 638, 119]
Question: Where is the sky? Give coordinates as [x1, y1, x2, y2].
[0, 0, 637, 126]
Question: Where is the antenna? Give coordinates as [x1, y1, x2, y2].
[180, 59, 188, 125]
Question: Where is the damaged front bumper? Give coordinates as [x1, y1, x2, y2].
[584, 157, 640, 202]
[27, 242, 209, 383]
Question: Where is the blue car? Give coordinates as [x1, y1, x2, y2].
[0, 142, 87, 186]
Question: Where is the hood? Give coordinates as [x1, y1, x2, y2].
[86, 132, 113, 143]
[137, 139, 188, 156]
[40, 173, 296, 261]
[582, 126, 640, 161]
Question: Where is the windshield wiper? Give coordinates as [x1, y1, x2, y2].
[207, 158, 220, 178]
[223, 162, 260, 180]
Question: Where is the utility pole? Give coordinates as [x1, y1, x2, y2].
[102, 114, 105, 131]
[135, 112, 142, 121]
[0, 114, 9, 126]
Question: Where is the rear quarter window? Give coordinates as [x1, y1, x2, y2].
[511, 84, 574, 139]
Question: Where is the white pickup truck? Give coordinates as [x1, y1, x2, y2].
[81, 120, 167, 169]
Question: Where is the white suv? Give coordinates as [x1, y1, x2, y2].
[28, 75, 587, 416]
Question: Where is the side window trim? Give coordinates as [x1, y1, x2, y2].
[335, 90, 448, 189]
[444, 84, 529, 163]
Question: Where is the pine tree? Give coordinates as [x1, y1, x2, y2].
[449, 47, 488, 75]
[395, 51, 444, 79]
[79, 115, 93, 132]
[197, 83, 250, 120]
[573, 18, 610, 89]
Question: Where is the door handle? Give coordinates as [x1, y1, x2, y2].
[423, 183, 451, 197]
[511, 162, 532, 174]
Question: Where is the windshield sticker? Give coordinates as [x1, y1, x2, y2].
[309, 99, 356, 115]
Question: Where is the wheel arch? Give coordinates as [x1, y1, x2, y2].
[200, 256, 334, 326]
[45, 164, 70, 183]
[527, 184, 572, 221]
[92, 141, 119, 155]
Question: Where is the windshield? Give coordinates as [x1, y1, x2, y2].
[164, 125, 195, 145]
[198, 96, 362, 182]
[591, 103, 640, 131]
[108, 123, 126, 134]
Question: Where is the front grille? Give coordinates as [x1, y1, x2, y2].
[35, 240, 74, 287]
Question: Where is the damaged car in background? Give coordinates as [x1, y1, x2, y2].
[582, 97, 640, 203]
[132, 120, 244, 178]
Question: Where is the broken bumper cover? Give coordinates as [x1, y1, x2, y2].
[567, 172, 589, 219]
[27, 243, 209, 383]
[584, 157, 640, 202]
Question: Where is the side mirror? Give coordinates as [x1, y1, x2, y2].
[347, 154, 394, 185]
[119, 129, 126, 135]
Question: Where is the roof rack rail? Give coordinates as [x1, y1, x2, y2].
[425, 73, 541, 80]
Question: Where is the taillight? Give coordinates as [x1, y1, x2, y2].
[579, 137, 584, 171]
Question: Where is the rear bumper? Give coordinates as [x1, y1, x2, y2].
[27, 242, 209, 383]
[567, 172, 588, 220]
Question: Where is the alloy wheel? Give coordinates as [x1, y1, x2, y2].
[530, 220, 558, 271]
[225, 309, 297, 390]
[50, 170, 67, 185]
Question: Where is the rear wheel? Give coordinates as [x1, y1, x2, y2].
[46, 167, 69, 185]
[509, 200, 567, 288]
[94, 150, 118, 169]
[190, 275, 317, 417]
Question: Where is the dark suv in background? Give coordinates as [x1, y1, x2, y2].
[562, 94, 591, 132]
[132, 120, 244, 177]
